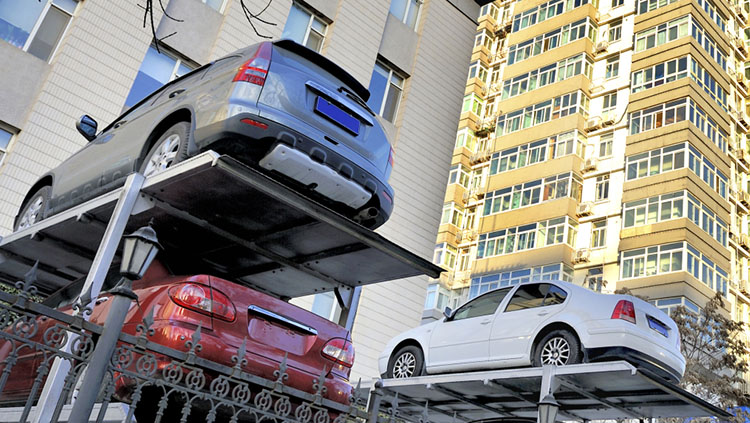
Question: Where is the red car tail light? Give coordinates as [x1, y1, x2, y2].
[233, 42, 273, 86]
[322, 338, 355, 368]
[611, 299, 636, 324]
[169, 283, 236, 322]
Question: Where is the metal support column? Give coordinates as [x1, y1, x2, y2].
[336, 286, 361, 331]
[68, 277, 138, 422]
[366, 383, 384, 423]
[32, 173, 145, 423]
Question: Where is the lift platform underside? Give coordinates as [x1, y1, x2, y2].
[363, 362, 731, 423]
[0, 152, 441, 298]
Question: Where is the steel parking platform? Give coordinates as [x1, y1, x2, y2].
[0, 151, 441, 301]
[361, 362, 732, 423]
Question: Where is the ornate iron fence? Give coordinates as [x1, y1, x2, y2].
[0, 268, 380, 423]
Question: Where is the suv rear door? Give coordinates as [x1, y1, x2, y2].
[257, 42, 390, 173]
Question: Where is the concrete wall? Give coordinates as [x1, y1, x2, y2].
[0, 43, 50, 130]
[157, 0, 224, 64]
[350, 0, 479, 381]
[379, 13, 419, 75]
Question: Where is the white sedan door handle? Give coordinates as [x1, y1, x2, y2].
[537, 311, 550, 316]
[480, 319, 492, 325]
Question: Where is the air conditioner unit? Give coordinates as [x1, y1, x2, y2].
[573, 248, 591, 263]
[585, 118, 602, 132]
[582, 158, 598, 172]
[741, 234, 750, 248]
[595, 41, 609, 54]
[742, 279, 749, 294]
[455, 231, 464, 242]
[491, 83, 502, 93]
[741, 191, 750, 207]
[576, 202, 594, 217]
[601, 118, 615, 127]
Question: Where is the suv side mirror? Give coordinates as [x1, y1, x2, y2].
[443, 306, 453, 320]
[76, 115, 97, 141]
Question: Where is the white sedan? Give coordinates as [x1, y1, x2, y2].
[379, 280, 685, 382]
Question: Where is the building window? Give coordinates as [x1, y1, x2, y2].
[502, 54, 593, 100]
[0, 0, 77, 61]
[512, 0, 594, 33]
[587, 267, 603, 292]
[424, 284, 451, 311]
[489, 130, 586, 175]
[449, 164, 471, 188]
[605, 55, 619, 79]
[634, 15, 726, 71]
[441, 202, 465, 227]
[595, 174, 609, 201]
[0, 127, 13, 167]
[281, 2, 327, 52]
[607, 19, 622, 42]
[628, 98, 727, 153]
[311, 292, 340, 322]
[598, 133, 613, 157]
[367, 61, 404, 123]
[496, 91, 590, 136]
[434, 243, 457, 269]
[476, 217, 578, 259]
[455, 129, 477, 151]
[651, 297, 700, 316]
[508, 18, 598, 66]
[602, 92, 617, 121]
[591, 219, 606, 248]
[611, 0, 624, 7]
[621, 242, 728, 297]
[201, 0, 226, 12]
[483, 172, 583, 216]
[124, 45, 195, 108]
[389, 0, 420, 30]
[469, 264, 574, 299]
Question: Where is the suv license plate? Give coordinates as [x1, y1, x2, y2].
[314, 97, 360, 135]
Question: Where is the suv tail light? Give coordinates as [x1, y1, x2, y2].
[169, 283, 236, 322]
[611, 299, 636, 324]
[233, 42, 273, 86]
[322, 338, 355, 368]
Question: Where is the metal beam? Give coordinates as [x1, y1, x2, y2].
[484, 380, 582, 421]
[429, 383, 516, 417]
[151, 198, 342, 291]
[381, 387, 471, 422]
[558, 377, 642, 419]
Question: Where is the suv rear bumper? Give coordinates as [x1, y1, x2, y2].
[195, 113, 393, 229]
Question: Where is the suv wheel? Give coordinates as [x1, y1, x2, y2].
[141, 122, 190, 177]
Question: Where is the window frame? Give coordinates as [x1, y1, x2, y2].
[605, 54, 620, 79]
[285, 2, 328, 52]
[369, 60, 405, 122]
[450, 287, 512, 321]
[390, 0, 422, 30]
[608, 19, 622, 42]
[590, 219, 607, 249]
[8, 0, 79, 62]
[0, 125, 16, 169]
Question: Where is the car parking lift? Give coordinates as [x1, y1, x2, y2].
[363, 362, 732, 423]
[0, 151, 443, 422]
[0, 151, 735, 423]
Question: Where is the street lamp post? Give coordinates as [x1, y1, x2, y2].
[538, 394, 560, 423]
[68, 224, 162, 421]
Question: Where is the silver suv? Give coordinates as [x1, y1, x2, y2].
[15, 40, 395, 231]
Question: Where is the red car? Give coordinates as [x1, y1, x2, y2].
[0, 260, 354, 416]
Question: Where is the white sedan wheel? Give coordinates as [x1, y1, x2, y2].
[540, 336, 571, 365]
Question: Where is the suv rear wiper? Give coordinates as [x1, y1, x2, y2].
[338, 86, 376, 116]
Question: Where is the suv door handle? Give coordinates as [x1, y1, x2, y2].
[169, 89, 186, 98]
